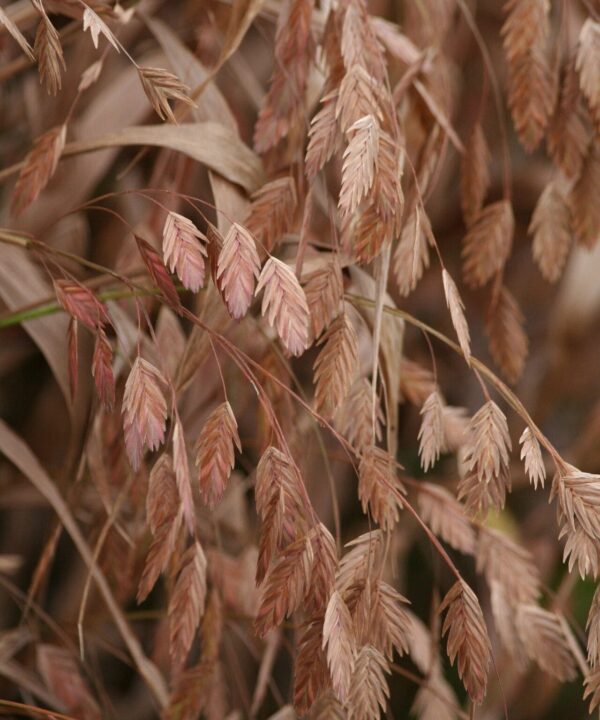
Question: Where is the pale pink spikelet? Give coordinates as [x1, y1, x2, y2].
[162, 211, 207, 293]
[255, 257, 310, 356]
[122, 357, 168, 471]
[195, 402, 241, 508]
[217, 223, 261, 320]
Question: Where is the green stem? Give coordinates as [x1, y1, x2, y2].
[0, 286, 168, 329]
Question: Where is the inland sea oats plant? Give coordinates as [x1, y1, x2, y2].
[0, 0, 600, 718]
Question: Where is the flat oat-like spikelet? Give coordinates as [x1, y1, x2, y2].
[569, 142, 600, 249]
[548, 56, 590, 179]
[334, 378, 383, 453]
[347, 644, 390, 720]
[576, 20, 600, 130]
[485, 285, 528, 384]
[294, 614, 330, 714]
[519, 426, 546, 489]
[34, 16, 65, 95]
[393, 203, 432, 297]
[308, 523, 338, 613]
[462, 200, 514, 288]
[135, 235, 182, 311]
[529, 181, 573, 283]
[304, 257, 344, 340]
[515, 604, 576, 680]
[0, 6, 34, 60]
[339, 114, 380, 217]
[255, 447, 310, 581]
[162, 211, 207, 293]
[336, 531, 384, 593]
[173, 417, 195, 533]
[216, 223, 261, 319]
[92, 329, 115, 411]
[256, 257, 310, 356]
[440, 580, 491, 704]
[306, 90, 340, 180]
[195, 402, 241, 508]
[458, 400, 512, 515]
[418, 391, 446, 472]
[122, 357, 168, 471]
[12, 125, 66, 215]
[552, 464, 600, 577]
[255, 534, 313, 637]
[54, 279, 110, 331]
[588, 585, 600, 666]
[442, 269, 471, 363]
[358, 445, 405, 530]
[418, 483, 476, 554]
[502, 0, 554, 152]
[138, 66, 194, 123]
[323, 590, 356, 703]
[169, 541, 207, 670]
[313, 314, 358, 419]
[476, 528, 540, 604]
[245, 177, 297, 252]
[460, 122, 491, 227]
[368, 580, 411, 660]
[138, 454, 182, 603]
[336, 65, 382, 133]
[37, 644, 100, 720]
[584, 670, 600, 715]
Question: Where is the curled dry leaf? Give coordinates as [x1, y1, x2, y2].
[162, 211, 207, 293]
[442, 269, 471, 363]
[458, 400, 512, 515]
[418, 391, 446, 472]
[440, 580, 491, 704]
[519, 426, 546, 489]
[245, 177, 297, 252]
[169, 541, 207, 670]
[529, 181, 573, 283]
[485, 285, 528, 384]
[462, 200, 514, 288]
[122, 357, 168, 471]
[323, 590, 356, 703]
[12, 125, 66, 215]
[195, 402, 241, 508]
[217, 223, 261, 319]
[418, 483, 476, 555]
[358, 445, 405, 530]
[461, 122, 491, 227]
[313, 313, 358, 419]
[256, 257, 310, 356]
[138, 66, 194, 123]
